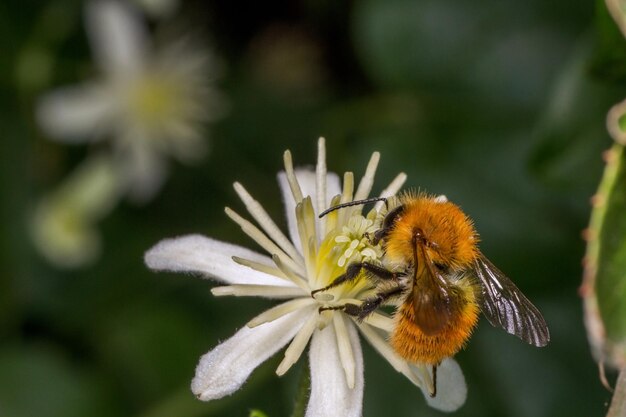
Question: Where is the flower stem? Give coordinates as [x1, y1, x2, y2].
[290, 360, 311, 417]
[608, 368, 626, 417]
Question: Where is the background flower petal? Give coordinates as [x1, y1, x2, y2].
[423, 358, 467, 412]
[36, 84, 114, 142]
[145, 234, 297, 286]
[306, 322, 363, 417]
[86, 0, 149, 77]
[191, 306, 314, 401]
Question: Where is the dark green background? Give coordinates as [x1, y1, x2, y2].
[1, 0, 623, 416]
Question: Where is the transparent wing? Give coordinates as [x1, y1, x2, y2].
[473, 253, 550, 347]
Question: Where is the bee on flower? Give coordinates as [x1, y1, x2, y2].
[145, 138, 467, 415]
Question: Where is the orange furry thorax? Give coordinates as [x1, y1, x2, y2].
[384, 193, 480, 271]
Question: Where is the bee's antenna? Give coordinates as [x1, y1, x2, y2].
[319, 197, 388, 218]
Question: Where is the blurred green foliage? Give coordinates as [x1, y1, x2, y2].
[0, 0, 623, 416]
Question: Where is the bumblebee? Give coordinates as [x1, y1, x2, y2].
[313, 192, 550, 396]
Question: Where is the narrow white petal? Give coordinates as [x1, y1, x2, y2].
[86, 0, 149, 76]
[333, 313, 356, 389]
[225, 207, 306, 277]
[211, 285, 306, 299]
[315, 138, 328, 219]
[119, 139, 168, 204]
[191, 307, 313, 401]
[145, 235, 292, 286]
[276, 312, 319, 376]
[232, 256, 288, 279]
[278, 171, 304, 253]
[233, 182, 302, 263]
[374, 172, 407, 212]
[36, 84, 114, 142]
[423, 358, 467, 412]
[271, 254, 310, 291]
[354, 151, 380, 201]
[306, 321, 363, 417]
[282, 150, 304, 203]
[247, 298, 316, 328]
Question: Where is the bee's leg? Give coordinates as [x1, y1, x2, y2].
[311, 262, 402, 297]
[430, 364, 438, 398]
[370, 204, 405, 245]
[320, 285, 404, 320]
[311, 262, 364, 297]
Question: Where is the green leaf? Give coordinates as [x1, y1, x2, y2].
[583, 144, 626, 369]
[590, 0, 626, 83]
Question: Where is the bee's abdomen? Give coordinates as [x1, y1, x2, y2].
[390, 288, 480, 365]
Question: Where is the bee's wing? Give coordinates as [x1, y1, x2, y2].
[473, 253, 550, 347]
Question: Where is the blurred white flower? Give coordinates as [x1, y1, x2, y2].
[37, 0, 224, 202]
[31, 155, 122, 268]
[133, 0, 179, 19]
[145, 138, 467, 415]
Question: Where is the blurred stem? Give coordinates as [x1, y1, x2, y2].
[608, 369, 626, 417]
[290, 359, 311, 417]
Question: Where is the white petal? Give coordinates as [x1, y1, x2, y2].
[423, 358, 467, 412]
[117, 139, 168, 204]
[86, 0, 149, 76]
[36, 84, 114, 142]
[144, 235, 295, 286]
[192, 306, 314, 401]
[211, 284, 306, 299]
[306, 321, 363, 417]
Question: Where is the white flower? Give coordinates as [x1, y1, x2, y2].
[36, 0, 224, 202]
[144, 138, 467, 415]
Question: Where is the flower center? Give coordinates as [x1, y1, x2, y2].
[314, 213, 382, 300]
[127, 73, 181, 129]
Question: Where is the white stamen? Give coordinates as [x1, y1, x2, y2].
[225, 207, 305, 276]
[323, 194, 341, 233]
[233, 182, 303, 263]
[434, 194, 448, 203]
[296, 198, 318, 282]
[354, 152, 380, 201]
[211, 285, 306, 298]
[341, 172, 355, 204]
[283, 150, 304, 203]
[276, 312, 318, 376]
[362, 312, 395, 332]
[247, 298, 316, 328]
[333, 312, 356, 389]
[271, 254, 310, 292]
[232, 256, 288, 280]
[374, 172, 407, 211]
[316, 138, 327, 229]
[339, 172, 354, 224]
